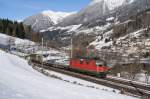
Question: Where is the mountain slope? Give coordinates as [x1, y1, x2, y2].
[58, 0, 135, 27]
[90, 0, 134, 10]
[58, 0, 109, 27]
[23, 11, 75, 32]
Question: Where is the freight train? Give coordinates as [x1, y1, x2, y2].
[29, 53, 110, 78]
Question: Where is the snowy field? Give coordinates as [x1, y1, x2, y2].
[0, 33, 36, 56]
[0, 33, 35, 47]
[0, 50, 139, 99]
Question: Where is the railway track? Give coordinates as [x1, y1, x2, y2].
[107, 76, 150, 92]
[31, 62, 150, 97]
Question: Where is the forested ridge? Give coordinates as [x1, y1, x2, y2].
[0, 18, 33, 39]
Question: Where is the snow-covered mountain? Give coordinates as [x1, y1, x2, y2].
[23, 0, 146, 30]
[58, 0, 109, 27]
[58, 0, 135, 27]
[24, 0, 150, 54]
[90, 0, 134, 10]
[41, 10, 76, 24]
[23, 10, 75, 32]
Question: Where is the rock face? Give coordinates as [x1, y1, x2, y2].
[23, 13, 54, 32]
[113, 9, 150, 39]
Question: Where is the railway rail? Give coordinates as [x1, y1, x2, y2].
[107, 76, 150, 92]
[30, 61, 150, 97]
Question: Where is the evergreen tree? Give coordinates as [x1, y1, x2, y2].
[19, 22, 25, 39]
[6, 27, 11, 35]
[0, 21, 3, 32]
[15, 24, 20, 38]
[0, 18, 37, 40]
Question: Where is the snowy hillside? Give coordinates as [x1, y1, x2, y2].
[0, 33, 35, 47]
[58, 0, 136, 27]
[90, 0, 134, 10]
[0, 50, 138, 99]
[58, 0, 109, 26]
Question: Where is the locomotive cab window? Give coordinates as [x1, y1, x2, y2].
[96, 61, 104, 66]
[98, 64, 103, 67]
[80, 59, 84, 64]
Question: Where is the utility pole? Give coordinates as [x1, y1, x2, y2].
[46, 41, 49, 61]
[71, 38, 73, 59]
[42, 37, 44, 70]
[146, 0, 148, 9]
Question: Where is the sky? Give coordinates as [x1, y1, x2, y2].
[0, 0, 91, 21]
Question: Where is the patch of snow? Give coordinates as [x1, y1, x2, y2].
[134, 73, 150, 84]
[106, 17, 115, 21]
[0, 33, 11, 46]
[91, 40, 113, 49]
[17, 19, 23, 22]
[0, 33, 35, 46]
[15, 38, 35, 46]
[40, 24, 81, 33]
[90, 29, 113, 49]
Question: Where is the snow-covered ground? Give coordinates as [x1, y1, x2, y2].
[0, 33, 35, 47]
[0, 50, 139, 99]
[0, 33, 36, 56]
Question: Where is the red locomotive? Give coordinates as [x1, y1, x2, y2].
[70, 59, 110, 78]
[69, 45, 111, 78]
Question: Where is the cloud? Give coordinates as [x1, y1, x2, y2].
[17, 19, 23, 22]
